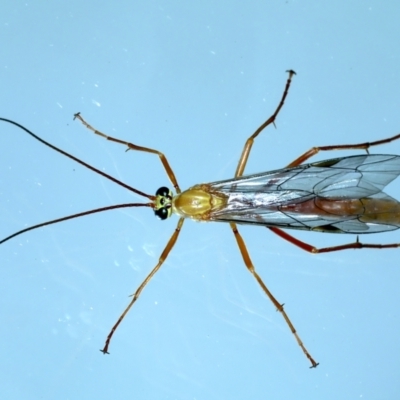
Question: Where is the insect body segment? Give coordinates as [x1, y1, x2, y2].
[172, 185, 227, 220]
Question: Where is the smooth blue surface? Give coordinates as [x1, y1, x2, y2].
[1, 1, 400, 399]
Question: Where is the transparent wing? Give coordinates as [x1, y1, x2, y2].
[208, 155, 400, 233]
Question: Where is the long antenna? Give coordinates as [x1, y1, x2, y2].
[0, 203, 153, 244]
[0, 117, 154, 201]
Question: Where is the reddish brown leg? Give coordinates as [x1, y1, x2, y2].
[101, 217, 185, 354]
[229, 223, 319, 368]
[286, 133, 400, 168]
[269, 227, 400, 253]
[74, 113, 181, 193]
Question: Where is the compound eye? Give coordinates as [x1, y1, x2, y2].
[154, 207, 169, 220]
[155, 187, 170, 197]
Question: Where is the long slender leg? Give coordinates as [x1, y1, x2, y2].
[101, 217, 185, 354]
[286, 133, 400, 168]
[269, 227, 400, 253]
[235, 70, 296, 178]
[229, 223, 318, 368]
[73, 113, 181, 193]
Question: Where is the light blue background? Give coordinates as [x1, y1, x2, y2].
[1, 1, 400, 399]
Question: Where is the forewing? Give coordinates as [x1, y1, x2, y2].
[208, 154, 400, 233]
[313, 154, 400, 197]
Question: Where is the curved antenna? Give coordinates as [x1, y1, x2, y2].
[0, 203, 153, 245]
[0, 117, 154, 201]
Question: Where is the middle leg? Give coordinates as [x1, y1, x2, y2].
[235, 70, 296, 178]
[229, 222, 319, 368]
